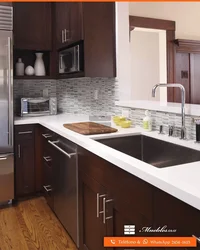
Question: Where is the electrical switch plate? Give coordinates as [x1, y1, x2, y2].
[43, 88, 49, 97]
[94, 89, 99, 100]
[122, 109, 130, 118]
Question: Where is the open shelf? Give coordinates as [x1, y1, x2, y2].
[14, 49, 51, 79]
[14, 75, 52, 80]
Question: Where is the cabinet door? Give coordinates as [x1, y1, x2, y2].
[15, 126, 35, 197]
[55, 3, 70, 49]
[13, 3, 52, 50]
[79, 171, 107, 250]
[68, 3, 83, 44]
[154, 188, 200, 237]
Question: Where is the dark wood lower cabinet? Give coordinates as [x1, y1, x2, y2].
[15, 124, 200, 250]
[79, 171, 107, 250]
[154, 188, 200, 237]
[15, 125, 35, 197]
[40, 126, 55, 209]
[78, 147, 154, 250]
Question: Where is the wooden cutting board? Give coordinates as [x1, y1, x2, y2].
[63, 122, 118, 135]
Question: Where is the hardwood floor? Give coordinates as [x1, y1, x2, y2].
[0, 197, 78, 250]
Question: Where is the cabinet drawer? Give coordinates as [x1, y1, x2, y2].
[15, 125, 34, 140]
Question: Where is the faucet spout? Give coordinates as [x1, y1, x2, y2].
[151, 83, 186, 139]
[152, 84, 160, 98]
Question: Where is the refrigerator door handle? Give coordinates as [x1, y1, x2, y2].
[0, 153, 14, 160]
[0, 157, 7, 161]
[7, 36, 12, 147]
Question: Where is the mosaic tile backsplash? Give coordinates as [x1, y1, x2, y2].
[13, 78, 118, 115]
[116, 106, 196, 140]
[14, 78, 197, 140]
[56, 78, 118, 115]
[13, 79, 57, 113]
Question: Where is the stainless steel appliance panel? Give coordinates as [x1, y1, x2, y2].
[0, 30, 13, 153]
[49, 138, 79, 246]
[0, 153, 14, 202]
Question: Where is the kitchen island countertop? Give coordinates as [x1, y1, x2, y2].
[15, 113, 200, 211]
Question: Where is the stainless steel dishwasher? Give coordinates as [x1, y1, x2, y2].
[48, 136, 79, 247]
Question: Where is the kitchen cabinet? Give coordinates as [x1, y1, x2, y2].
[79, 171, 108, 250]
[56, 2, 116, 78]
[82, 3, 116, 78]
[154, 188, 200, 238]
[14, 124, 200, 249]
[78, 146, 154, 250]
[13, 3, 52, 50]
[15, 125, 35, 197]
[40, 127, 55, 209]
[55, 3, 82, 49]
[39, 127, 79, 245]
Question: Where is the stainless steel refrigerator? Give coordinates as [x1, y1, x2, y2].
[0, 5, 13, 204]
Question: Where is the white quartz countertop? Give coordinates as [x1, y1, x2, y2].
[15, 114, 200, 210]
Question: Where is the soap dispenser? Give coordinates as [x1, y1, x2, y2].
[143, 110, 152, 132]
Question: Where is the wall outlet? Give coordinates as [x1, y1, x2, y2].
[43, 88, 49, 97]
[94, 89, 99, 100]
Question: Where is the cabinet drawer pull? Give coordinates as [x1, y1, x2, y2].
[103, 198, 113, 224]
[43, 185, 52, 192]
[18, 131, 32, 135]
[192, 235, 200, 244]
[42, 133, 52, 139]
[43, 156, 52, 162]
[18, 144, 21, 158]
[62, 29, 64, 43]
[97, 193, 106, 218]
[48, 140, 76, 159]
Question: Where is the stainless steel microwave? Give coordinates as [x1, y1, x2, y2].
[20, 97, 57, 117]
[59, 43, 83, 74]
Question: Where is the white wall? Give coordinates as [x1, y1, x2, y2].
[131, 30, 160, 101]
[129, 2, 200, 40]
[115, 2, 132, 100]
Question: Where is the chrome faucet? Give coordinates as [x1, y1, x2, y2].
[152, 83, 186, 139]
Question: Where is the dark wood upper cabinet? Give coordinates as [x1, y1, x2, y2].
[83, 3, 116, 77]
[13, 3, 52, 50]
[13, 2, 116, 78]
[55, 2, 116, 78]
[55, 3, 83, 49]
[55, 3, 70, 49]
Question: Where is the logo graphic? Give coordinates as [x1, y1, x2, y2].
[143, 239, 148, 244]
[124, 225, 135, 235]
[110, 239, 116, 244]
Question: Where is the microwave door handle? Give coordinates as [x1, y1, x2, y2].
[77, 45, 80, 71]
[72, 49, 76, 70]
[60, 55, 63, 70]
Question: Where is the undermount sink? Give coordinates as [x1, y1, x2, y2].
[97, 135, 200, 168]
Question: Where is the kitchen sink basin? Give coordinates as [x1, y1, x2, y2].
[97, 135, 200, 168]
